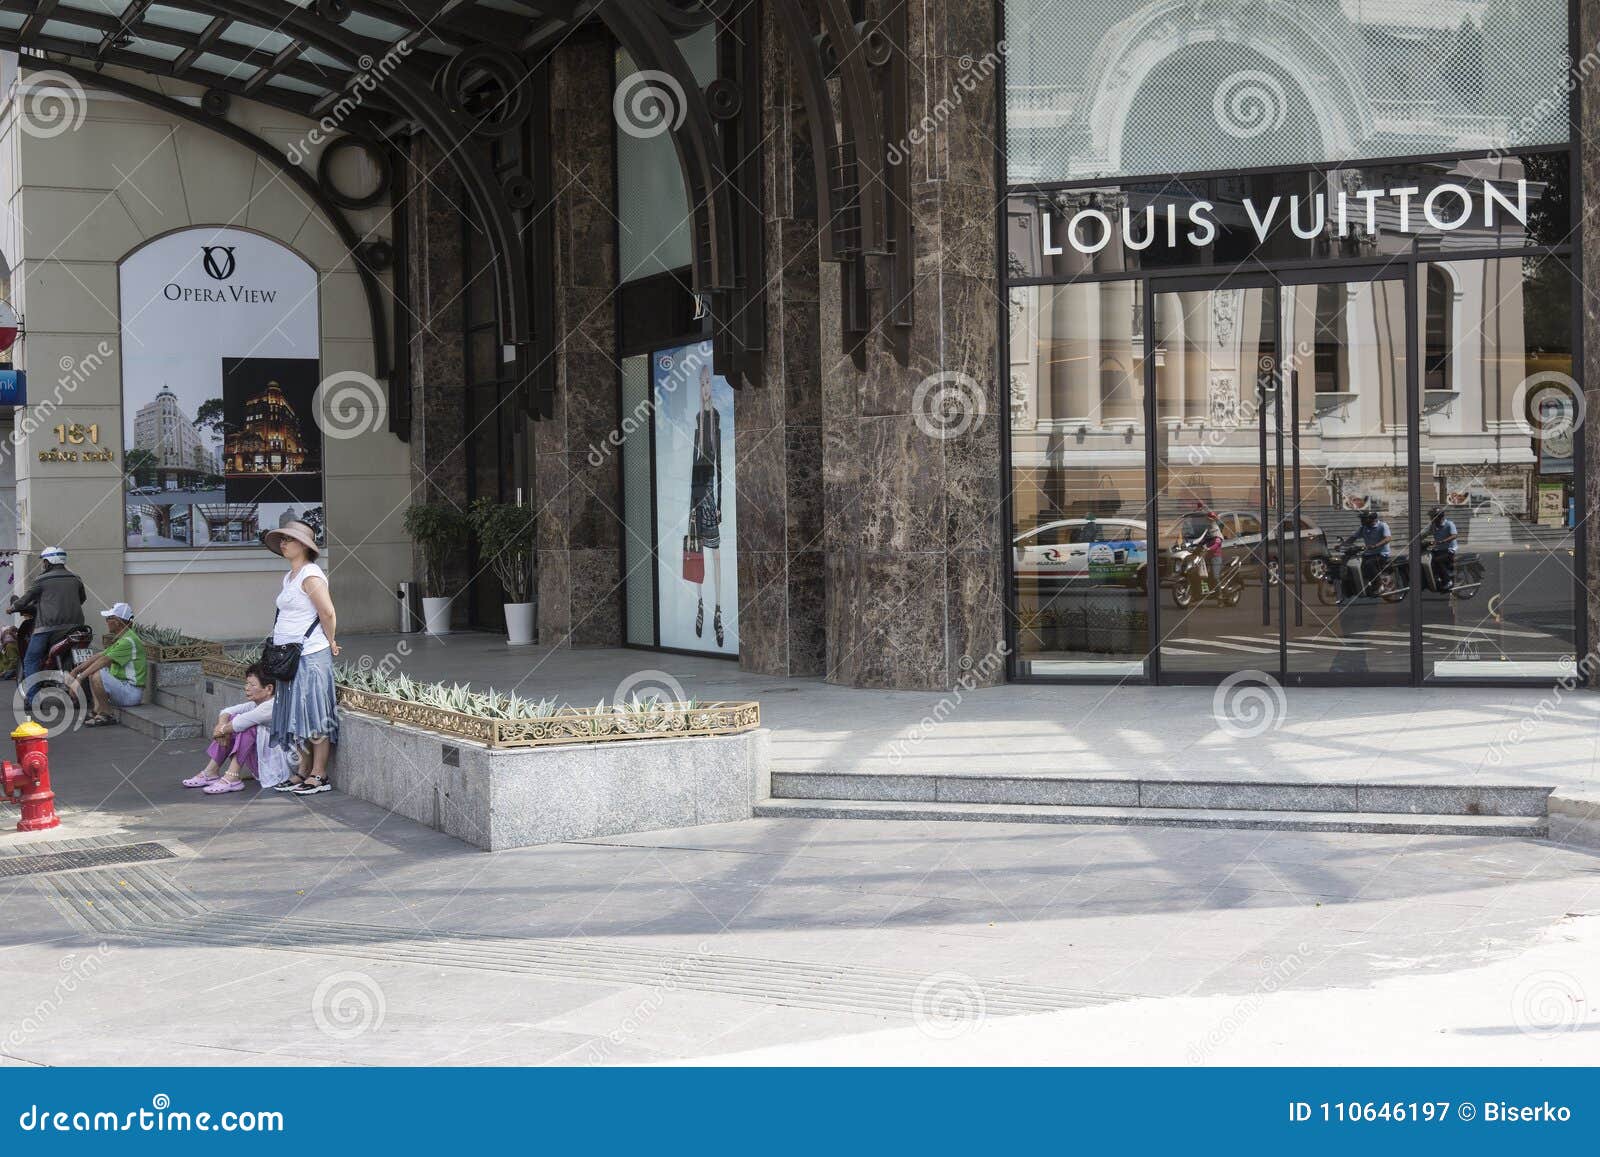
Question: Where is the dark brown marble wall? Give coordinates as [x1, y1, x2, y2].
[404, 136, 471, 625]
[818, 0, 1006, 690]
[736, 1, 827, 677]
[1584, 0, 1600, 680]
[536, 34, 624, 647]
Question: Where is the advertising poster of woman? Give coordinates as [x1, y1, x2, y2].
[652, 341, 739, 655]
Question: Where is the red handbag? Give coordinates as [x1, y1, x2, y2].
[682, 532, 704, 584]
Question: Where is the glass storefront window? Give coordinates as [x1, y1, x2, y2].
[1008, 282, 1150, 676]
[1004, 0, 1571, 184]
[1416, 255, 1577, 678]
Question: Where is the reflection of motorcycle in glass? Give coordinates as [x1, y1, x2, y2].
[1170, 542, 1243, 609]
[1316, 540, 1400, 605]
[1383, 537, 1484, 602]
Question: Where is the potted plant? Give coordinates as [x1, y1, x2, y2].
[468, 497, 539, 645]
[403, 502, 468, 636]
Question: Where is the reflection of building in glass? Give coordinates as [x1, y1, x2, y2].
[196, 503, 260, 544]
[224, 382, 310, 474]
[132, 387, 218, 483]
[1004, 0, 1569, 183]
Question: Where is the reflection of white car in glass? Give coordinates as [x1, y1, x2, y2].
[128, 484, 162, 496]
[1013, 518, 1148, 588]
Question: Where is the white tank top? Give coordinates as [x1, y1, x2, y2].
[273, 562, 329, 654]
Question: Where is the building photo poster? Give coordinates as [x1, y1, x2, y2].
[653, 341, 739, 655]
[119, 226, 321, 548]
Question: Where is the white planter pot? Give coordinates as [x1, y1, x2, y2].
[421, 596, 453, 636]
[504, 601, 535, 646]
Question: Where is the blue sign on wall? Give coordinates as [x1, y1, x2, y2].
[0, 369, 25, 405]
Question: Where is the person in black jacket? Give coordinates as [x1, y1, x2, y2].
[688, 365, 725, 647]
[7, 546, 87, 707]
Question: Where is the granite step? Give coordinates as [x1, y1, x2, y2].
[154, 686, 202, 719]
[113, 702, 202, 741]
[770, 772, 1553, 818]
[754, 798, 1549, 838]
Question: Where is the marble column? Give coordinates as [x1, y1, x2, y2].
[404, 136, 471, 626]
[736, 2, 827, 677]
[819, 0, 1006, 690]
[535, 34, 624, 647]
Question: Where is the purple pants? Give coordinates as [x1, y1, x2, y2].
[207, 726, 259, 776]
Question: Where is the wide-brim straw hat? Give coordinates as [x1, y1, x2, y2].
[260, 520, 320, 559]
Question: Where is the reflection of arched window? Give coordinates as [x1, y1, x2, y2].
[1313, 282, 1347, 392]
[1425, 267, 1453, 392]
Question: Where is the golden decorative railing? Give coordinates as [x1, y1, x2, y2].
[201, 656, 760, 750]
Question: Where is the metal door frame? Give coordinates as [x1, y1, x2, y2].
[1145, 264, 1418, 687]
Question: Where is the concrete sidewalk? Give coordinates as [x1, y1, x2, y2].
[336, 633, 1600, 788]
[2, 720, 1599, 1064]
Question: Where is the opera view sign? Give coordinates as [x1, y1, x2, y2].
[118, 227, 323, 550]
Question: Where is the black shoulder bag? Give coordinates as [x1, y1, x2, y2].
[260, 612, 319, 683]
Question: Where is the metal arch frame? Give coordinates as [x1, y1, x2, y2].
[773, 0, 846, 264]
[45, 59, 392, 386]
[596, 0, 746, 383]
[206, 0, 535, 378]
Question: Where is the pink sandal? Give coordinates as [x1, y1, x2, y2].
[202, 777, 246, 794]
[182, 772, 221, 788]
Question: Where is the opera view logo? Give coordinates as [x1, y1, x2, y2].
[201, 245, 238, 281]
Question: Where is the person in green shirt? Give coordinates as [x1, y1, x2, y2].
[69, 602, 146, 725]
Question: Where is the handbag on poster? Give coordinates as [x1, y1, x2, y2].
[682, 531, 705, 585]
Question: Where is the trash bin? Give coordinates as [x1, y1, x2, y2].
[396, 582, 420, 634]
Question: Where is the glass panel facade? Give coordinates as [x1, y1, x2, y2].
[615, 25, 717, 283]
[1008, 282, 1150, 676]
[1004, 0, 1571, 184]
[1416, 255, 1577, 677]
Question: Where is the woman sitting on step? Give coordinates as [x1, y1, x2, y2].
[182, 664, 294, 793]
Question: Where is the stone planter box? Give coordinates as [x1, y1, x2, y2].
[202, 674, 771, 851]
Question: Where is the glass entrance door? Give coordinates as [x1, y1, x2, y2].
[1149, 272, 1413, 683]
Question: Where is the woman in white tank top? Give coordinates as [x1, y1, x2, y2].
[261, 520, 340, 795]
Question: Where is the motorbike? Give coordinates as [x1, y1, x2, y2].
[1169, 541, 1244, 609]
[1315, 539, 1401, 605]
[1383, 536, 1484, 601]
[6, 607, 95, 704]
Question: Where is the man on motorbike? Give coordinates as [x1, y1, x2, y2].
[6, 546, 88, 709]
[1345, 508, 1392, 598]
[1428, 506, 1458, 592]
[1194, 512, 1225, 593]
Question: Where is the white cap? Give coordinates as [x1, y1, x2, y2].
[99, 602, 134, 622]
[40, 546, 66, 564]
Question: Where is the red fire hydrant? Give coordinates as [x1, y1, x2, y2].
[2, 720, 58, 832]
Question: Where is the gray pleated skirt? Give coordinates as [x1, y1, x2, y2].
[269, 646, 340, 750]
